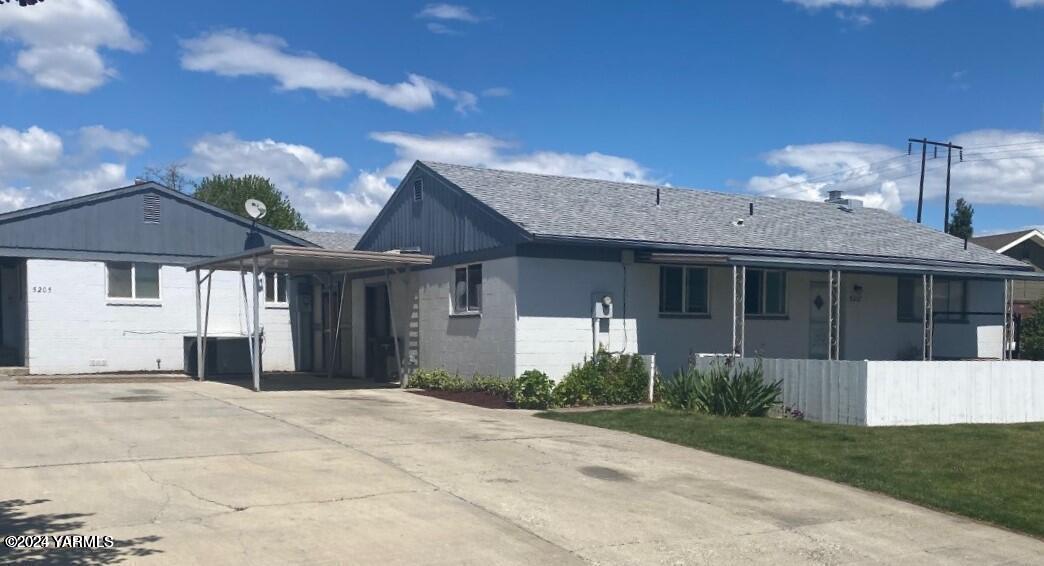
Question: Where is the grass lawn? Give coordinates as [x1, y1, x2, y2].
[539, 409, 1044, 538]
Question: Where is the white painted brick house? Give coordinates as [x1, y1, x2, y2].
[350, 162, 1044, 383]
[0, 181, 322, 375]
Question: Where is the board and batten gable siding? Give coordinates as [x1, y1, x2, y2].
[0, 185, 304, 264]
[355, 166, 528, 258]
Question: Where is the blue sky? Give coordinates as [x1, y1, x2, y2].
[0, 0, 1041, 234]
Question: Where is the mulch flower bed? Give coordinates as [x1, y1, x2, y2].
[410, 389, 514, 409]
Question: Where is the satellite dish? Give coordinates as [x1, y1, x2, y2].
[244, 199, 268, 220]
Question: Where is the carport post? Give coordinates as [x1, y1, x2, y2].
[202, 270, 213, 380]
[251, 257, 261, 392]
[195, 269, 203, 381]
[328, 271, 348, 379]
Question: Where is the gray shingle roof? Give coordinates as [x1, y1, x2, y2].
[422, 161, 1024, 269]
[282, 230, 360, 251]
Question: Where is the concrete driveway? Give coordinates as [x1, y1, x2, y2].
[1, 377, 1041, 565]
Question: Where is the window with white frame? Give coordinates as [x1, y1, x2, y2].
[659, 266, 709, 315]
[453, 264, 482, 313]
[897, 277, 967, 322]
[264, 272, 289, 304]
[745, 269, 786, 316]
[106, 262, 160, 300]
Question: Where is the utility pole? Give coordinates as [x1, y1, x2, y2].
[907, 138, 963, 226]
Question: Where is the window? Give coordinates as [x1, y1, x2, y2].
[453, 263, 482, 313]
[659, 266, 709, 315]
[413, 178, 423, 201]
[897, 277, 967, 322]
[106, 262, 160, 300]
[745, 269, 786, 316]
[264, 272, 288, 304]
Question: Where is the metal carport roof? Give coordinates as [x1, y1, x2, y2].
[185, 246, 432, 392]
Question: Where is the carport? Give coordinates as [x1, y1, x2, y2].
[186, 245, 432, 391]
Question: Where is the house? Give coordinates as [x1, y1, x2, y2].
[971, 229, 1044, 316]
[0, 180, 350, 375]
[349, 161, 1040, 381]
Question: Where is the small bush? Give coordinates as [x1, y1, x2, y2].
[408, 369, 513, 400]
[553, 351, 649, 407]
[660, 360, 781, 417]
[512, 370, 554, 409]
[1021, 298, 1044, 360]
[408, 368, 463, 390]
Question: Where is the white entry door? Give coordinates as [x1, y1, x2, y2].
[808, 281, 828, 359]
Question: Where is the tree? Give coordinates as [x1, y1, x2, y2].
[142, 162, 190, 193]
[1020, 298, 1044, 360]
[193, 174, 308, 230]
[947, 198, 974, 240]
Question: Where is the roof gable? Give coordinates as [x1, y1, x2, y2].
[421, 161, 1026, 270]
[355, 163, 529, 256]
[0, 182, 312, 264]
[972, 229, 1044, 254]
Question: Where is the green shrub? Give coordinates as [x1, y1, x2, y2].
[512, 370, 554, 409]
[408, 369, 513, 400]
[552, 351, 649, 407]
[1021, 298, 1044, 360]
[660, 359, 781, 417]
[408, 368, 463, 390]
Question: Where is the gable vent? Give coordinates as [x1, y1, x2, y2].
[413, 178, 423, 202]
[143, 194, 161, 224]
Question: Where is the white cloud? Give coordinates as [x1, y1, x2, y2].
[481, 86, 511, 97]
[786, 0, 946, 7]
[0, 125, 63, 176]
[416, 3, 486, 34]
[1011, 0, 1044, 7]
[179, 129, 654, 232]
[78, 125, 149, 156]
[0, 0, 143, 93]
[179, 29, 477, 113]
[184, 132, 348, 185]
[417, 4, 483, 22]
[745, 130, 1044, 214]
[0, 124, 141, 213]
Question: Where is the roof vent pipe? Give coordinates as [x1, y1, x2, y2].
[964, 238, 968, 250]
[749, 202, 754, 216]
[656, 188, 660, 206]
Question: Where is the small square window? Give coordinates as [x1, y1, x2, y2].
[107, 262, 161, 300]
[659, 266, 709, 315]
[265, 272, 288, 305]
[745, 269, 786, 316]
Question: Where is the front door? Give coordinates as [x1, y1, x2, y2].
[365, 284, 393, 381]
[808, 281, 828, 359]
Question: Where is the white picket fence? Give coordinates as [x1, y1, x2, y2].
[687, 357, 1044, 426]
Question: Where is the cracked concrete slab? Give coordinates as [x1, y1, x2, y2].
[1, 377, 1042, 565]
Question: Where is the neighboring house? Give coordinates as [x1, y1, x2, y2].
[351, 161, 1038, 380]
[972, 229, 1044, 316]
[0, 180, 327, 374]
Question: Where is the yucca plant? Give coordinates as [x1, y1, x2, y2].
[660, 359, 781, 417]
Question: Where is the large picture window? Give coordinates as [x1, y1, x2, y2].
[745, 269, 786, 316]
[106, 262, 160, 300]
[897, 277, 967, 322]
[453, 263, 482, 313]
[264, 272, 288, 305]
[659, 266, 709, 315]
